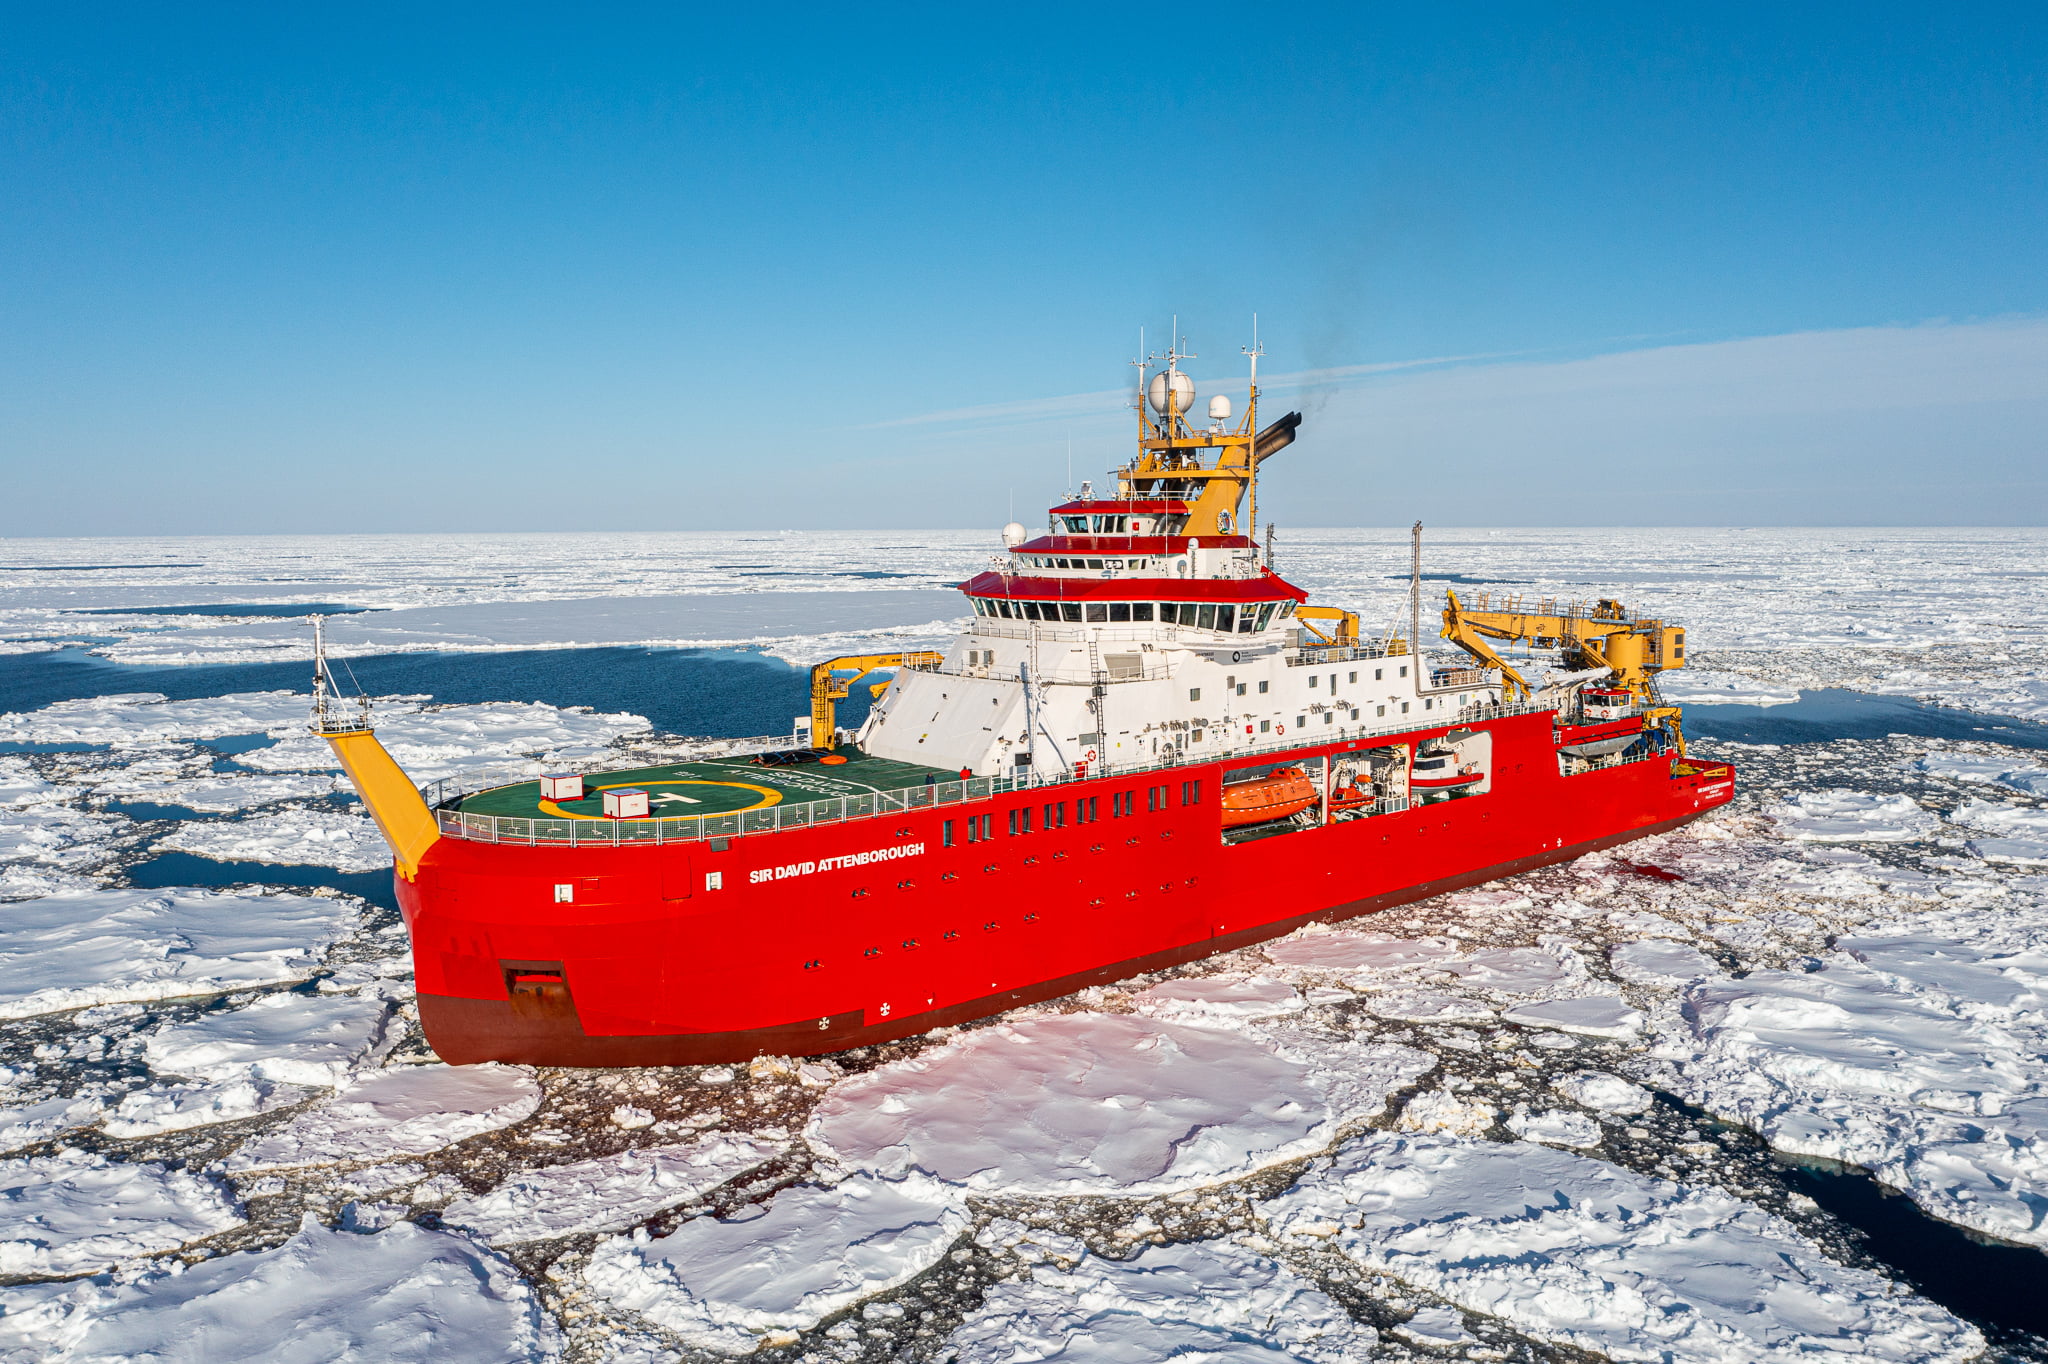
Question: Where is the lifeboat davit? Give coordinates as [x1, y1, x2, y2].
[1221, 767, 1318, 828]
[1410, 754, 1484, 791]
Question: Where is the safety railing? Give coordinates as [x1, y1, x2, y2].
[431, 696, 1565, 846]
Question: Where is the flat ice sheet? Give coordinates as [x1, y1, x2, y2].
[1501, 995, 1642, 1038]
[0, 887, 359, 1019]
[443, 1133, 784, 1246]
[100, 590, 969, 665]
[584, 1173, 967, 1352]
[143, 991, 397, 1088]
[92, 771, 340, 812]
[0, 1214, 556, 1363]
[807, 1014, 1429, 1196]
[1264, 1132, 1982, 1364]
[1767, 789, 1939, 843]
[0, 1150, 244, 1276]
[944, 1236, 1377, 1364]
[157, 809, 392, 872]
[225, 1064, 542, 1171]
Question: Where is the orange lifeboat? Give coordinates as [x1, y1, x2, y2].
[1221, 767, 1318, 828]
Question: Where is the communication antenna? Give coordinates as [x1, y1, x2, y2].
[1410, 521, 1424, 671]
[1244, 314, 1266, 548]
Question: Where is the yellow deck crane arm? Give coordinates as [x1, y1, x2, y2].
[809, 652, 945, 749]
[1293, 605, 1359, 646]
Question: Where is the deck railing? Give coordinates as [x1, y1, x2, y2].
[429, 696, 1577, 846]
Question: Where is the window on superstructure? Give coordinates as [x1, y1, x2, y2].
[1044, 801, 1065, 829]
[1217, 605, 1236, 631]
[1181, 780, 1202, 805]
[1197, 605, 1217, 630]
[1133, 603, 1154, 621]
[1399, 666, 1408, 677]
[1077, 795, 1097, 823]
[1061, 603, 1083, 622]
[943, 820, 956, 847]
[1109, 603, 1130, 622]
[1189, 687, 1201, 701]
[1126, 558, 1142, 570]
[1258, 680, 1268, 693]
[1062, 516, 1088, 533]
[1010, 808, 1033, 836]
[1149, 784, 1169, 811]
[1309, 676, 1318, 689]
[1086, 604, 1108, 623]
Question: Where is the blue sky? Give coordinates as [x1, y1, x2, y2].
[3, 4, 2043, 532]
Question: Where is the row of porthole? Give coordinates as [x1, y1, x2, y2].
[805, 916, 1033, 972]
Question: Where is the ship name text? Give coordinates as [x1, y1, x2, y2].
[750, 842, 927, 884]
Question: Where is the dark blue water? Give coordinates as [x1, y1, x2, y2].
[74, 603, 372, 618]
[201, 733, 283, 757]
[106, 800, 215, 822]
[0, 645, 872, 738]
[1687, 688, 2048, 750]
[127, 851, 399, 915]
[0, 741, 101, 754]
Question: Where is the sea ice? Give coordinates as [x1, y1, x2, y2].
[0, 1095, 104, 1154]
[0, 887, 359, 1019]
[1443, 945, 1582, 994]
[1766, 789, 1939, 843]
[807, 1014, 1423, 1196]
[1915, 751, 2048, 795]
[583, 1173, 967, 1352]
[142, 991, 397, 1088]
[0, 691, 313, 749]
[1501, 995, 1642, 1038]
[1263, 930, 1459, 975]
[225, 1064, 542, 1171]
[1366, 990, 1495, 1024]
[0, 759, 72, 807]
[158, 808, 392, 872]
[0, 805, 121, 895]
[94, 770, 340, 812]
[1264, 1132, 1983, 1364]
[1609, 937, 1722, 985]
[0, 1214, 557, 1363]
[442, 1133, 784, 1246]
[100, 1077, 311, 1138]
[1668, 922, 2048, 1246]
[0, 1150, 243, 1276]
[1506, 1107, 1602, 1147]
[1133, 976, 1305, 1020]
[942, 1236, 1377, 1364]
[1551, 1070, 1652, 1114]
[232, 701, 650, 782]
[1656, 670, 1801, 708]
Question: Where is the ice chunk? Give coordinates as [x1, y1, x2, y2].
[0, 1150, 243, 1276]
[1393, 1087, 1496, 1136]
[1949, 799, 2048, 837]
[1393, 1305, 1473, 1346]
[0, 888, 359, 1019]
[442, 1133, 783, 1246]
[1443, 946, 1581, 994]
[1657, 670, 1801, 708]
[1506, 1107, 1602, 1148]
[1502, 996, 1642, 1038]
[225, 1064, 541, 1171]
[0, 1094, 104, 1153]
[143, 991, 397, 1088]
[1915, 752, 2048, 795]
[0, 691, 313, 749]
[93, 771, 340, 812]
[1134, 976, 1304, 1020]
[1767, 789, 1938, 843]
[101, 1077, 311, 1138]
[1551, 1070, 1653, 1114]
[159, 809, 392, 872]
[0, 759, 72, 808]
[944, 1236, 1376, 1363]
[1610, 937, 1721, 985]
[1265, 1132, 1982, 1364]
[584, 1173, 967, 1351]
[1264, 931, 1458, 974]
[809, 1014, 1400, 1196]
[0, 1214, 556, 1362]
[1967, 837, 2048, 866]
[1366, 990, 1495, 1024]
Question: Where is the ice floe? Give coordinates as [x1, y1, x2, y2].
[1501, 995, 1642, 1038]
[1767, 789, 1939, 843]
[95, 770, 340, 812]
[1132, 975, 1305, 1020]
[1664, 916, 2048, 1246]
[807, 1014, 1431, 1196]
[1657, 669, 1802, 708]
[0, 888, 360, 1019]
[1551, 1069, 1653, 1114]
[0, 692, 313, 749]
[1443, 944, 1583, 994]
[225, 1064, 542, 1172]
[101, 1077, 311, 1138]
[233, 701, 649, 781]
[1264, 1132, 1983, 1364]
[1609, 936, 1722, 984]
[1365, 990, 1495, 1024]
[0, 1095, 104, 1154]
[584, 1173, 966, 1352]
[943, 1235, 1377, 1364]
[0, 1214, 557, 1363]
[443, 1132, 784, 1246]
[0, 1150, 243, 1276]
[142, 991, 397, 1088]
[1505, 1106, 1602, 1147]
[1263, 929, 1459, 977]
[157, 808, 392, 872]
[1915, 751, 2048, 794]
[0, 760, 73, 808]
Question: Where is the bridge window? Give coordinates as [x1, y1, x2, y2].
[1197, 605, 1217, 630]
[1061, 603, 1083, 622]
[1132, 603, 1154, 621]
[1086, 604, 1108, 622]
[1109, 603, 1130, 622]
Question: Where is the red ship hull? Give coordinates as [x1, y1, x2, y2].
[398, 710, 1734, 1066]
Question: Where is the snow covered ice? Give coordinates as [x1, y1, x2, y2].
[1768, 788, 1941, 842]
[1264, 1131, 1984, 1363]
[225, 1064, 542, 1171]
[0, 1150, 243, 1276]
[0, 1215, 556, 1363]
[807, 1013, 1431, 1196]
[443, 1132, 784, 1246]
[157, 808, 392, 872]
[0, 888, 360, 1018]
[141, 990, 397, 1088]
[583, 1173, 968, 1352]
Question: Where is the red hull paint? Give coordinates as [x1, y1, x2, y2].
[400, 712, 1735, 1066]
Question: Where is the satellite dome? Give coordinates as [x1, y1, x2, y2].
[1147, 369, 1195, 416]
[1001, 522, 1028, 548]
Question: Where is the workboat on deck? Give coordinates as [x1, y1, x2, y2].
[315, 330, 1736, 1066]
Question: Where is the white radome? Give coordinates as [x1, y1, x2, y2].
[1148, 369, 1195, 416]
[1001, 522, 1028, 548]
[1208, 394, 1232, 420]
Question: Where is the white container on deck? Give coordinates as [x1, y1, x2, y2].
[541, 773, 584, 801]
[602, 788, 649, 818]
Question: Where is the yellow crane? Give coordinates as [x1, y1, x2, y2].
[809, 652, 945, 750]
[1439, 590, 1689, 750]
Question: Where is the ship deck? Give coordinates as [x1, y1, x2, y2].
[449, 748, 963, 821]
